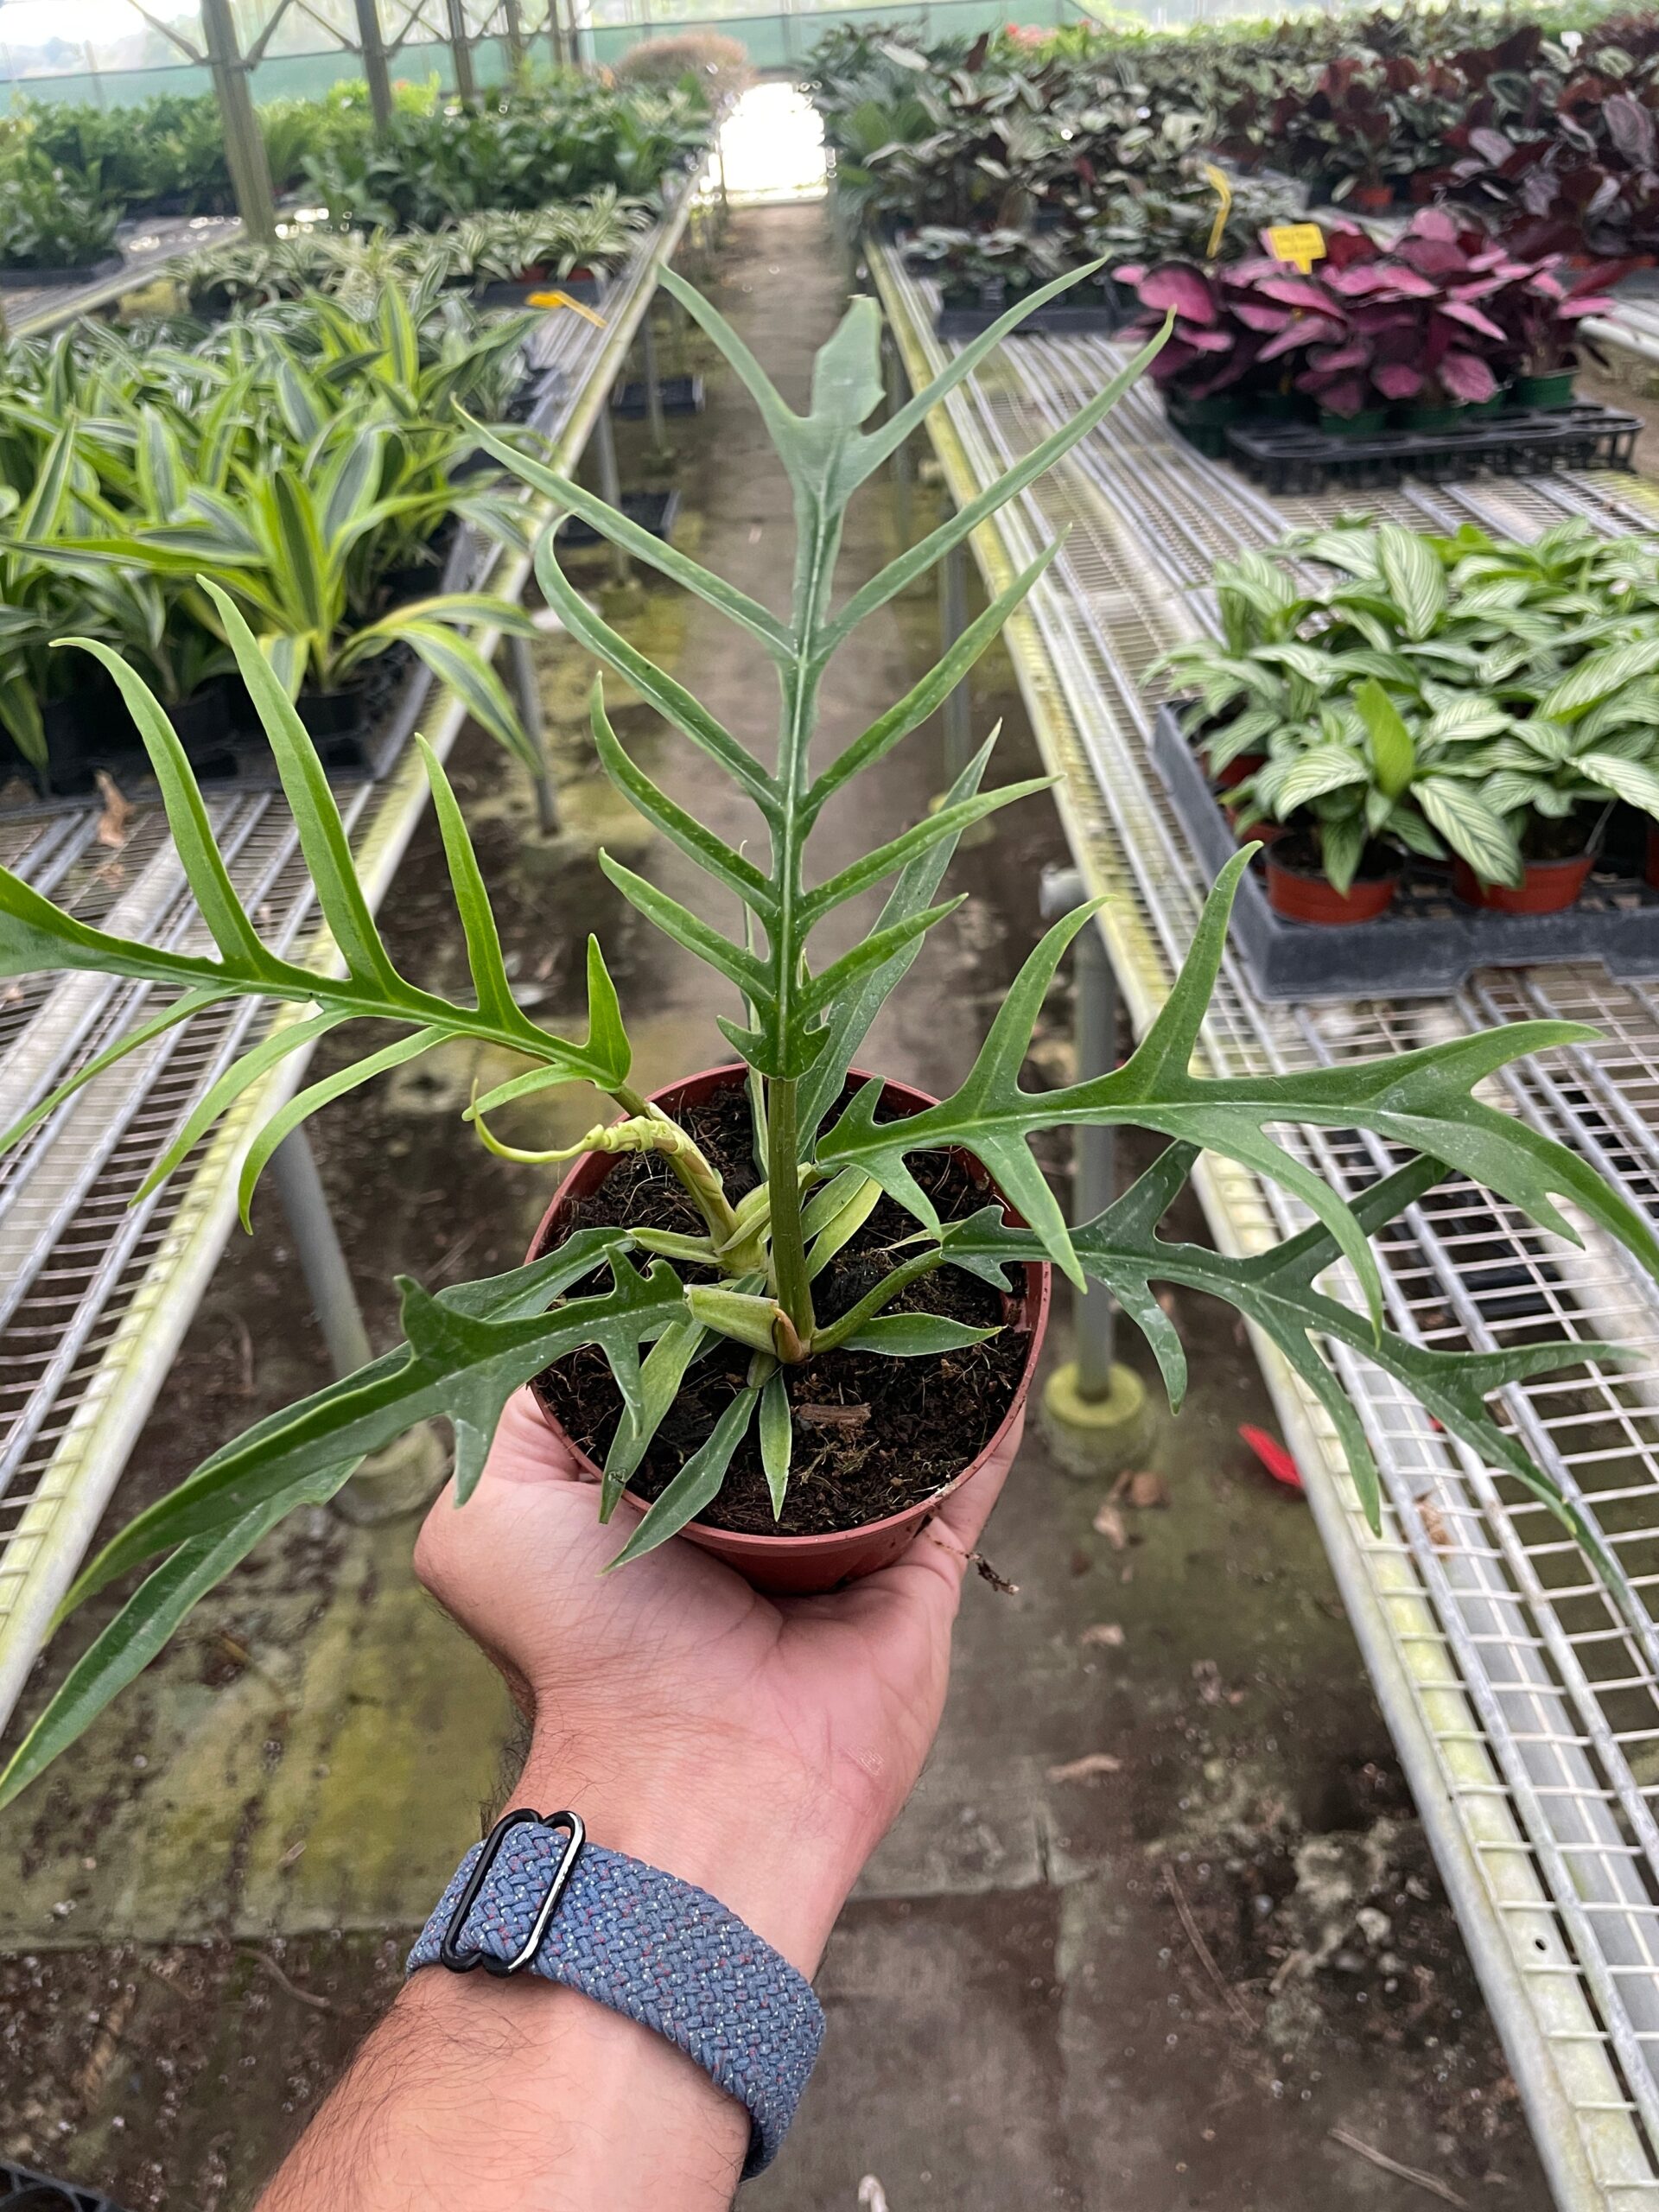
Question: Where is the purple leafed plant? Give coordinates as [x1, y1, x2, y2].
[1120, 207, 1624, 418]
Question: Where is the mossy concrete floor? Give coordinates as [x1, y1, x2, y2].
[0, 204, 1550, 2211]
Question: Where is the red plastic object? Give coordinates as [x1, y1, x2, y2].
[1452, 851, 1592, 914]
[1238, 1424, 1305, 1493]
[1266, 853, 1400, 925]
[525, 1064, 1050, 1595]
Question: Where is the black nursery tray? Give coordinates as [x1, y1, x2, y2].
[1224, 401, 1640, 495]
[612, 374, 703, 418]
[473, 273, 601, 310]
[1149, 703, 1659, 1003]
[558, 489, 680, 545]
[936, 301, 1125, 340]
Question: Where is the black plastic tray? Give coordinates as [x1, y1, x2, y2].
[0, 254, 124, 291]
[473, 273, 601, 310]
[558, 489, 680, 546]
[1149, 702, 1659, 1002]
[936, 301, 1125, 339]
[1224, 401, 1640, 494]
[1, 2153, 129, 2209]
[612, 374, 703, 418]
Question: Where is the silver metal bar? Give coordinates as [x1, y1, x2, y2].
[509, 632, 559, 837]
[640, 308, 669, 458]
[269, 1130, 374, 1378]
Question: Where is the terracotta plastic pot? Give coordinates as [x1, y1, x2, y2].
[1453, 851, 1592, 913]
[1352, 182, 1395, 210]
[524, 1063, 1050, 1596]
[1211, 748, 1264, 791]
[1266, 854, 1400, 925]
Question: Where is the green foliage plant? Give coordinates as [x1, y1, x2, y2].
[2, 268, 1656, 1807]
[0, 288, 541, 766]
[1163, 517, 1659, 890]
[0, 146, 119, 274]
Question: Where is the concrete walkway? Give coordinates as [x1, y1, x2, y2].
[0, 202, 1548, 2212]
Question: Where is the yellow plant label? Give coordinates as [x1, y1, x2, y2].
[1263, 223, 1326, 275]
[527, 289, 608, 328]
[1203, 163, 1232, 262]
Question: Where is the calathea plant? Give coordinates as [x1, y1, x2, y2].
[2, 265, 1656, 1806]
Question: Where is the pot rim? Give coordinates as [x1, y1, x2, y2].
[524, 1061, 1050, 1555]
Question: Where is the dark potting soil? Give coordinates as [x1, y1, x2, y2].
[1274, 830, 1401, 882]
[535, 1082, 1033, 1538]
[1522, 809, 1599, 863]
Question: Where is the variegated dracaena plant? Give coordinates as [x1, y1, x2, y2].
[0, 264, 1654, 1806]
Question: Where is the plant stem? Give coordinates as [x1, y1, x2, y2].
[611, 1079, 740, 1249]
[765, 1076, 816, 1352]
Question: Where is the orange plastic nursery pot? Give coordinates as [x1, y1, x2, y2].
[1266, 852, 1400, 925]
[525, 1063, 1050, 1596]
[1452, 852, 1592, 914]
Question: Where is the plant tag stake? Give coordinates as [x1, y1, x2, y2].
[1263, 222, 1326, 275]
[528, 289, 608, 329]
[1203, 164, 1232, 262]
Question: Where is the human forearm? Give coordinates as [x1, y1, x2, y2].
[258, 1959, 751, 2212]
[257, 1736, 857, 2212]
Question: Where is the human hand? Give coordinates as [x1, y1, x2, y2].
[413, 1388, 1023, 1974]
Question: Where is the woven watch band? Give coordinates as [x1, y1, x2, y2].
[407, 1808, 825, 2177]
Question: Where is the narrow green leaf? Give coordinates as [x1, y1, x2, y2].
[590, 683, 777, 918]
[601, 1313, 709, 1514]
[759, 1370, 791, 1517]
[840, 1313, 1000, 1356]
[821, 321, 1168, 651]
[238, 1027, 443, 1229]
[463, 413, 792, 657]
[200, 580, 404, 995]
[416, 738, 519, 1029]
[139, 1008, 351, 1202]
[1355, 678, 1415, 801]
[60, 640, 269, 968]
[605, 1384, 760, 1569]
[801, 776, 1053, 928]
[535, 536, 778, 810]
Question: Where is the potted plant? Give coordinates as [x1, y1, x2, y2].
[1495, 255, 1628, 409]
[3, 268, 1656, 1809]
[0, 146, 120, 288]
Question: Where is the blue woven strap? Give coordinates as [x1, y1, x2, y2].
[407, 1814, 824, 2177]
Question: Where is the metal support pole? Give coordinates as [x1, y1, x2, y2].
[445, 0, 478, 103]
[353, 0, 394, 132]
[509, 632, 559, 836]
[639, 308, 669, 458]
[592, 402, 632, 588]
[199, 0, 276, 245]
[941, 540, 972, 785]
[544, 0, 566, 72]
[883, 337, 912, 545]
[1040, 865, 1116, 1395]
[502, 0, 526, 74]
[1071, 916, 1118, 1395]
[270, 1129, 373, 1381]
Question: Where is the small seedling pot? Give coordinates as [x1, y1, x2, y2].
[1267, 847, 1401, 925]
[1452, 852, 1592, 914]
[525, 1063, 1050, 1595]
[1512, 369, 1576, 411]
[1468, 386, 1510, 417]
[1351, 181, 1395, 210]
[1319, 407, 1388, 436]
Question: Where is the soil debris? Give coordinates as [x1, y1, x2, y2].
[1046, 1752, 1123, 1783]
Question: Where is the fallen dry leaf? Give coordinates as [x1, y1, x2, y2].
[94, 769, 133, 849]
[1046, 1752, 1123, 1784]
[1193, 1658, 1224, 1706]
[1418, 1500, 1453, 1551]
[1092, 1501, 1128, 1549]
[798, 1403, 870, 1428]
[1080, 1622, 1125, 1648]
[1112, 1469, 1170, 1510]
